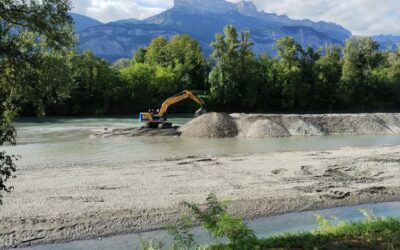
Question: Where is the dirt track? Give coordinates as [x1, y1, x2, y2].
[1, 145, 400, 248]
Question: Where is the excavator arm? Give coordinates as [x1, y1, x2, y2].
[139, 90, 206, 128]
[158, 90, 204, 117]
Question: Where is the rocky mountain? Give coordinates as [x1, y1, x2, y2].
[108, 18, 141, 25]
[75, 0, 355, 61]
[372, 35, 400, 51]
[69, 13, 103, 32]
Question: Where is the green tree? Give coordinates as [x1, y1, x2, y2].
[313, 46, 342, 110]
[132, 35, 207, 91]
[273, 37, 304, 109]
[0, 0, 75, 204]
[168, 34, 208, 90]
[209, 25, 259, 111]
[120, 63, 179, 113]
[340, 37, 383, 109]
[120, 63, 158, 112]
[144, 36, 170, 66]
[386, 46, 400, 107]
[133, 48, 147, 64]
[59, 51, 122, 115]
[257, 53, 279, 110]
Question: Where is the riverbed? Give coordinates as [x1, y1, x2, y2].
[1, 116, 400, 248]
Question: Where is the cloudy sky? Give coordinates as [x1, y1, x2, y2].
[71, 0, 400, 36]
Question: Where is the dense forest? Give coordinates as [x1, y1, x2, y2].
[10, 26, 400, 116]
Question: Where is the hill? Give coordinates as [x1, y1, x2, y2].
[73, 0, 398, 61]
[69, 12, 103, 32]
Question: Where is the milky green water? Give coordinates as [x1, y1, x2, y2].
[4, 116, 400, 169]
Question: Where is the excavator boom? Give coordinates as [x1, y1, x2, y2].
[138, 90, 206, 129]
[158, 90, 204, 117]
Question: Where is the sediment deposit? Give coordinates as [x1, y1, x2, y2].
[1, 145, 400, 248]
[183, 113, 400, 138]
[93, 113, 400, 139]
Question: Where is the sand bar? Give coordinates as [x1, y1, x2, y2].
[1, 145, 400, 248]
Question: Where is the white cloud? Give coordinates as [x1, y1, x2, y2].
[251, 0, 400, 35]
[71, 0, 400, 35]
[71, 0, 170, 23]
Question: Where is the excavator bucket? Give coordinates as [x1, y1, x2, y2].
[195, 107, 206, 117]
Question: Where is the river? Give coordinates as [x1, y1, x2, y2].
[5, 116, 400, 169]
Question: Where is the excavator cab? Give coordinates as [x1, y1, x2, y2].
[139, 90, 206, 129]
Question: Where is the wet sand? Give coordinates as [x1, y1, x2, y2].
[1, 145, 400, 248]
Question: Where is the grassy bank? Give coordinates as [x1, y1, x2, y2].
[211, 216, 400, 250]
[142, 195, 400, 250]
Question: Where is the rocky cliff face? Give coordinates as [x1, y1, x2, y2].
[235, 1, 259, 16]
[75, 0, 355, 61]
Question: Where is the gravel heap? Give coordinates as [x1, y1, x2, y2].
[235, 113, 400, 138]
[179, 112, 238, 138]
[93, 113, 400, 139]
[237, 116, 290, 138]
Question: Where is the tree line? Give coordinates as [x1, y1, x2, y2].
[14, 26, 400, 116]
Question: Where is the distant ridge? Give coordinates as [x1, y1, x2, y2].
[69, 12, 103, 32]
[372, 35, 400, 51]
[72, 0, 398, 62]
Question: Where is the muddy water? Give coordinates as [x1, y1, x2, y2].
[4, 116, 400, 169]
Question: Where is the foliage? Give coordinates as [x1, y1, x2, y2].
[258, 215, 400, 249]
[0, 0, 75, 204]
[139, 238, 163, 250]
[140, 195, 400, 250]
[340, 36, 384, 109]
[184, 193, 257, 249]
[15, 25, 400, 116]
[0, 116, 18, 205]
[209, 25, 259, 111]
[166, 217, 197, 250]
[134, 34, 208, 91]
[49, 50, 123, 115]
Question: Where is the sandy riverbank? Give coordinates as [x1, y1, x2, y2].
[1, 145, 400, 248]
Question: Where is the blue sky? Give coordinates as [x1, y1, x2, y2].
[71, 0, 400, 36]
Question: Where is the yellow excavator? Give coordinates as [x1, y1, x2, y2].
[139, 90, 206, 129]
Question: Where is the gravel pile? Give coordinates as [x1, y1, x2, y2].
[179, 112, 238, 138]
[301, 114, 392, 135]
[237, 116, 290, 138]
[93, 113, 400, 139]
[234, 113, 400, 138]
[283, 117, 325, 136]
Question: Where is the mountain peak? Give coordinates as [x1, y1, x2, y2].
[235, 1, 258, 16]
[173, 0, 237, 13]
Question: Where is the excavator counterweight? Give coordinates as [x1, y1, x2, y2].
[139, 90, 206, 129]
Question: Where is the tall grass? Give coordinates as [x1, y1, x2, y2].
[138, 194, 400, 250]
